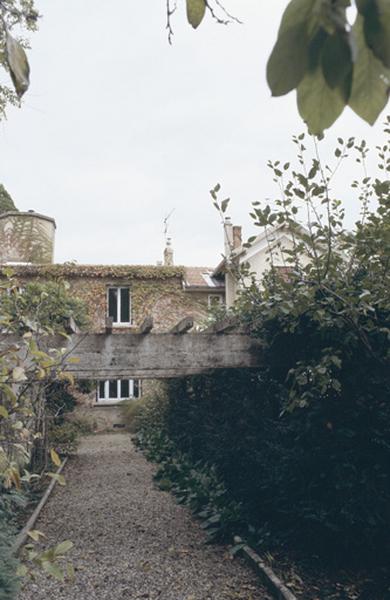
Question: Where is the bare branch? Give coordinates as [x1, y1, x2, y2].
[166, 0, 177, 45]
[209, 0, 242, 24]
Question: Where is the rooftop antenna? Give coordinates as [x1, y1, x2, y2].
[163, 208, 175, 242]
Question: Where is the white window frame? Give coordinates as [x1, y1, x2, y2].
[96, 379, 142, 404]
[107, 286, 132, 326]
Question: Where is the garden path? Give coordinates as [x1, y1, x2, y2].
[19, 433, 271, 600]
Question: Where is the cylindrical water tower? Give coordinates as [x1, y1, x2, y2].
[0, 210, 56, 265]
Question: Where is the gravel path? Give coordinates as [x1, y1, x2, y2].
[19, 433, 271, 600]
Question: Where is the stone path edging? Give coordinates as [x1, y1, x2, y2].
[13, 458, 68, 555]
[233, 536, 298, 600]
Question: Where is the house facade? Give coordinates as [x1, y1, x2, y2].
[213, 218, 311, 307]
[0, 210, 225, 428]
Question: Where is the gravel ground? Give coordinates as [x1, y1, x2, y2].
[19, 433, 272, 600]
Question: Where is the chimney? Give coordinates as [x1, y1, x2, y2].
[233, 226, 242, 250]
[224, 217, 233, 256]
[164, 238, 174, 266]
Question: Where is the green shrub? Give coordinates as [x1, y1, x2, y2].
[46, 382, 77, 423]
[0, 494, 21, 600]
[137, 128, 390, 566]
[120, 398, 146, 433]
[48, 421, 85, 456]
[1, 280, 89, 334]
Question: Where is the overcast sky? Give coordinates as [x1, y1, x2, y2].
[0, 1, 386, 266]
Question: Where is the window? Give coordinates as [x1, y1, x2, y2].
[97, 379, 142, 403]
[108, 287, 131, 325]
[208, 294, 223, 309]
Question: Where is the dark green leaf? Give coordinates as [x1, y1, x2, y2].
[221, 198, 230, 213]
[267, 24, 310, 96]
[357, 0, 390, 68]
[307, 27, 329, 71]
[267, 0, 317, 96]
[321, 32, 353, 101]
[293, 188, 306, 199]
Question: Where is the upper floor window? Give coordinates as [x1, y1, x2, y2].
[208, 294, 223, 309]
[108, 287, 131, 325]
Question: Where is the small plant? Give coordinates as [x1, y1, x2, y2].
[120, 398, 146, 433]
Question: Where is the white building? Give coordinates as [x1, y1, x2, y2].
[213, 218, 311, 308]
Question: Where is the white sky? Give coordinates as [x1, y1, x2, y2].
[0, 1, 386, 266]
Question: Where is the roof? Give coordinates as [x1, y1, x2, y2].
[0, 264, 226, 290]
[184, 267, 225, 291]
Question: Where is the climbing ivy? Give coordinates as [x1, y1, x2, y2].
[0, 264, 185, 280]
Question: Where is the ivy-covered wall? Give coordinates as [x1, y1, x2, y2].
[1, 264, 212, 331]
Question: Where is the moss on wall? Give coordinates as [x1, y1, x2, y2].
[1, 264, 185, 279]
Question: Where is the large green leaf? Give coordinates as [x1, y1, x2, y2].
[186, 0, 206, 29]
[357, 0, 390, 68]
[267, 24, 310, 96]
[5, 31, 30, 98]
[349, 15, 390, 124]
[321, 32, 353, 101]
[276, 0, 317, 36]
[297, 63, 346, 135]
[267, 0, 317, 96]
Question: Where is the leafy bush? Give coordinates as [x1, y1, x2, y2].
[137, 127, 390, 566]
[1, 279, 89, 334]
[154, 452, 243, 543]
[46, 382, 77, 423]
[0, 494, 22, 600]
[120, 399, 146, 433]
[0, 524, 18, 599]
[48, 420, 92, 456]
[48, 425, 78, 458]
